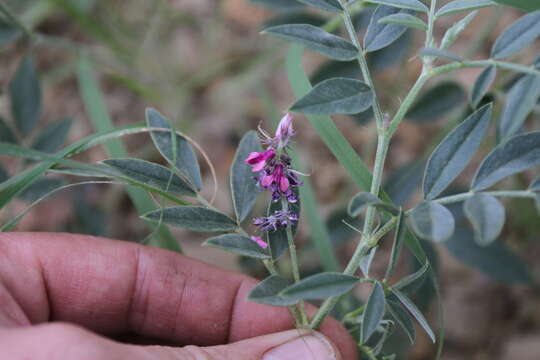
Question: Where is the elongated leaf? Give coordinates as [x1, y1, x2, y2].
[361, 282, 386, 344]
[248, 275, 298, 306]
[9, 56, 42, 136]
[263, 24, 358, 61]
[446, 203, 533, 283]
[420, 47, 462, 62]
[290, 78, 373, 115]
[390, 288, 435, 342]
[146, 108, 202, 190]
[387, 300, 416, 344]
[263, 11, 326, 28]
[409, 202, 455, 242]
[498, 74, 540, 140]
[102, 158, 196, 196]
[472, 131, 540, 190]
[529, 176, 540, 191]
[379, 13, 428, 30]
[31, 118, 72, 153]
[464, 194, 506, 246]
[493, 0, 540, 11]
[0, 117, 16, 143]
[423, 104, 492, 200]
[366, 0, 429, 12]
[231, 131, 262, 222]
[491, 10, 540, 59]
[441, 11, 478, 50]
[280, 272, 360, 300]
[385, 210, 406, 279]
[203, 234, 271, 259]
[364, 5, 413, 52]
[0, 164, 8, 183]
[250, 0, 304, 10]
[394, 262, 429, 290]
[470, 65, 497, 108]
[296, 0, 342, 12]
[368, 30, 413, 72]
[142, 206, 237, 232]
[348, 192, 398, 217]
[436, 0, 496, 17]
[406, 82, 466, 123]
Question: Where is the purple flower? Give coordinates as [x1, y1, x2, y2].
[275, 113, 295, 148]
[253, 210, 299, 232]
[250, 236, 268, 249]
[245, 149, 276, 172]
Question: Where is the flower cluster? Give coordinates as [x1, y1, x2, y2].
[244, 114, 303, 247]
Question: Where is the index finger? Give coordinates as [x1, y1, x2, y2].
[0, 233, 357, 359]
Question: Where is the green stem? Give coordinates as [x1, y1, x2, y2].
[431, 190, 537, 206]
[433, 60, 540, 77]
[360, 346, 378, 360]
[340, 0, 385, 128]
[282, 198, 308, 326]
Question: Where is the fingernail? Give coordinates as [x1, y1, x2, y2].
[262, 332, 339, 360]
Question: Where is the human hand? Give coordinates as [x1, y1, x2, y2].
[0, 233, 357, 359]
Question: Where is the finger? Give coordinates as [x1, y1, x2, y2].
[2, 323, 341, 360]
[0, 233, 357, 359]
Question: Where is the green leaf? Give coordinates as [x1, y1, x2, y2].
[9, 55, 42, 136]
[280, 272, 360, 300]
[384, 161, 425, 206]
[0, 163, 8, 183]
[445, 203, 533, 283]
[409, 202, 455, 242]
[394, 262, 429, 290]
[498, 74, 540, 141]
[366, 0, 429, 12]
[296, 0, 342, 12]
[364, 5, 413, 52]
[464, 194, 506, 246]
[423, 104, 492, 200]
[406, 82, 466, 123]
[146, 108, 202, 191]
[102, 158, 196, 196]
[419, 47, 462, 62]
[529, 176, 540, 191]
[0, 117, 16, 143]
[250, 0, 304, 10]
[385, 209, 406, 279]
[142, 206, 237, 232]
[0, 19, 21, 47]
[31, 118, 72, 153]
[378, 13, 428, 30]
[386, 299, 416, 344]
[493, 0, 540, 11]
[263, 24, 358, 61]
[361, 282, 386, 344]
[472, 131, 540, 190]
[263, 11, 326, 28]
[290, 78, 374, 115]
[203, 234, 271, 259]
[368, 30, 414, 72]
[348, 192, 398, 217]
[230, 131, 262, 222]
[435, 0, 496, 17]
[248, 275, 298, 306]
[390, 288, 435, 343]
[441, 11, 478, 50]
[491, 10, 540, 59]
[470, 65, 497, 108]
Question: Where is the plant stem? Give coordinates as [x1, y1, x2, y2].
[360, 346, 378, 360]
[339, 0, 385, 128]
[282, 198, 308, 326]
[431, 190, 537, 205]
[433, 60, 540, 77]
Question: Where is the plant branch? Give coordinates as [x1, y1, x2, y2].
[430, 190, 537, 206]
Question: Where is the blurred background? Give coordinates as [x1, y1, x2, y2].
[0, 0, 539, 359]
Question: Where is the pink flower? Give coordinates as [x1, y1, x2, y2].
[245, 149, 275, 172]
[275, 113, 295, 148]
[250, 236, 268, 249]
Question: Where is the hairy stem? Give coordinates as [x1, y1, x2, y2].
[431, 190, 537, 205]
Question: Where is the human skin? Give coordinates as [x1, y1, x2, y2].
[0, 232, 358, 359]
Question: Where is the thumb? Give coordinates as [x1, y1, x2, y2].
[138, 329, 342, 360]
